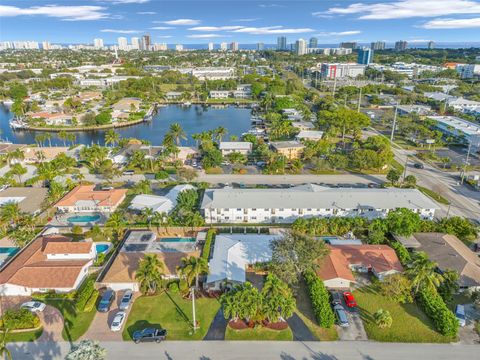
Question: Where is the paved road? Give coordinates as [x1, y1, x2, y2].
[8, 340, 478, 360]
[195, 173, 386, 186]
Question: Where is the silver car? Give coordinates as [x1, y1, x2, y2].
[334, 304, 350, 327]
[119, 290, 133, 310]
[21, 301, 46, 312]
[455, 304, 466, 327]
[110, 311, 126, 332]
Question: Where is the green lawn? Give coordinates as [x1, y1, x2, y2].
[225, 326, 293, 340]
[3, 328, 43, 342]
[417, 186, 450, 205]
[40, 299, 97, 341]
[122, 291, 221, 341]
[353, 284, 454, 343]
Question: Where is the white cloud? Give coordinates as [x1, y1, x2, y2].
[187, 34, 226, 39]
[259, 4, 284, 8]
[316, 30, 362, 36]
[311, 13, 334, 19]
[163, 18, 200, 25]
[327, 0, 480, 20]
[233, 26, 315, 35]
[233, 18, 260, 22]
[138, 11, 156, 15]
[102, 0, 150, 4]
[421, 17, 480, 28]
[0, 5, 108, 21]
[101, 29, 141, 34]
[157, 35, 172, 39]
[188, 26, 244, 31]
[408, 39, 433, 42]
[150, 26, 173, 30]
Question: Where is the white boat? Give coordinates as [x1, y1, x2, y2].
[183, 101, 192, 106]
[1, 99, 13, 108]
[10, 120, 27, 130]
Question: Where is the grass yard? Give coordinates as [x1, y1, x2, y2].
[3, 328, 43, 342]
[353, 284, 454, 343]
[122, 291, 221, 341]
[417, 186, 450, 205]
[225, 326, 293, 341]
[40, 299, 97, 341]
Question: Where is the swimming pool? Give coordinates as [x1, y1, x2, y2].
[160, 237, 195, 243]
[67, 215, 101, 223]
[0, 247, 19, 256]
[96, 244, 110, 254]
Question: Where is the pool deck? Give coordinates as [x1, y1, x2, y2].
[48, 212, 108, 227]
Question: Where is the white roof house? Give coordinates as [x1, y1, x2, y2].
[219, 142, 252, 155]
[206, 234, 278, 290]
[129, 184, 195, 214]
[296, 130, 324, 141]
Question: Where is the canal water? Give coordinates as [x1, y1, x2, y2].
[0, 104, 252, 146]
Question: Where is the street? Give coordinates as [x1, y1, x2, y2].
[8, 340, 478, 360]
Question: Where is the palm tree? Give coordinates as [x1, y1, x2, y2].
[44, 132, 52, 147]
[152, 211, 168, 233]
[74, 172, 85, 184]
[135, 254, 165, 295]
[214, 126, 228, 143]
[260, 93, 275, 112]
[6, 149, 24, 166]
[105, 212, 127, 240]
[0, 328, 12, 360]
[374, 309, 393, 329]
[67, 133, 76, 146]
[58, 130, 68, 147]
[406, 252, 444, 293]
[141, 207, 154, 229]
[0, 202, 22, 229]
[104, 129, 120, 147]
[169, 123, 187, 146]
[35, 150, 46, 163]
[177, 256, 209, 290]
[35, 134, 45, 147]
[9, 163, 27, 184]
[261, 274, 295, 322]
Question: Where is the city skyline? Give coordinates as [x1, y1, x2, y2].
[1, 0, 480, 44]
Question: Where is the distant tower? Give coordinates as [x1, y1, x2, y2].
[309, 37, 318, 48]
[208, 42, 214, 51]
[427, 41, 435, 49]
[295, 39, 307, 55]
[277, 36, 287, 50]
[358, 47, 373, 65]
[256, 42, 264, 51]
[395, 40, 408, 51]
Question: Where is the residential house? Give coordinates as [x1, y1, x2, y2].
[165, 92, 183, 100]
[296, 130, 324, 141]
[219, 142, 252, 156]
[397, 105, 432, 116]
[22, 146, 69, 163]
[270, 141, 305, 159]
[129, 184, 195, 214]
[209, 90, 230, 99]
[55, 185, 127, 213]
[292, 121, 315, 131]
[0, 187, 48, 215]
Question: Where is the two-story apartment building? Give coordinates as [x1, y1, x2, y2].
[219, 142, 253, 156]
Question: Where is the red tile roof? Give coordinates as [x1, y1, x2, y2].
[55, 185, 127, 208]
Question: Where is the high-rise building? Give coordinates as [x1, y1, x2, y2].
[295, 38, 307, 56]
[357, 47, 373, 65]
[141, 34, 151, 51]
[208, 42, 214, 51]
[427, 41, 435, 49]
[230, 42, 239, 51]
[220, 42, 228, 51]
[153, 43, 167, 51]
[277, 36, 287, 51]
[309, 37, 318, 48]
[118, 37, 128, 50]
[395, 40, 408, 51]
[175, 44, 184, 51]
[131, 37, 140, 50]
[256, 42, 264, 51]
[93, 38, 104, 49]
[42, 41, 50, 50]
[340, 42, 357, 49]
[370, 41, 386, 50]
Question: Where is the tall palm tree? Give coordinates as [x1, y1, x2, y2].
[152, 211, 168, 233]
[406, 252, 444, 293]
[105, 212, 127, 240]
[141, 207, 154, 229]
[261, 274, 295, 322]
[44, 133, 52, 147]
[0, 328, 12, 360]
[214, 126, 228, 143]
[9, 163, 27, 184]
[0, 202, 22, 229]
[67, 133, 76, 146]
[6, 149, 24, 166]
[177, 256, 209, 290]
[58, 130, 68, 147]
[135, 254, 165, 295]
[169, 123, 187, 146]
[104, 129, 120, 147]
[35, 150, 46, 163]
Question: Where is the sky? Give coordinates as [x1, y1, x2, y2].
[0, 0, 479, 45]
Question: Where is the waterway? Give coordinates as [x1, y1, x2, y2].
[0, 104, 252, 146]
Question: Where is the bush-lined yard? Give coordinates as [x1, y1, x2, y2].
[225, 326, 292, 340]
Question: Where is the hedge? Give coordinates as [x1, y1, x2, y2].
[202, 229, 216, 261]
[75, 277, 96, 312]
[0, 309, 41, 330]
[303, 269, 335, 328]
[416, 286, 458, 337]
[83, 290, 99, 313]
[388, 240, 411, 266]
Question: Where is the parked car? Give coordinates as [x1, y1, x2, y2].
[21, 301, 46, 313]
[343, 292, 357, 308]
[330, 291, 342, 305]
[455, 304, 466, 327]
[119, 290, 133, 310]
[132, 328, 167, 343]
[110, 311, 126, 332]
[414, 162, 424, 169]
[123, 170, 135, 175]
[98, 289, 115, 312]
[334, 304, 349, 327]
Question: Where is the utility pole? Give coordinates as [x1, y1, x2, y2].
[191, 287, 198, 332]
[357, 87, 362, 113]
[390, 103, 398, 142]
[403, 155, 408, 181]
[460, 142, 472, 184]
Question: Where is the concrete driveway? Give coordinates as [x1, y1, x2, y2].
[458, 303, 480, 344]
[331, 291, 368, 341]
[38, 305, 64, 342]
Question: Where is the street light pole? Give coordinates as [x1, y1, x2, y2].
[191, 287, 198, 332]
[460, 142, 472, 185]
[390, 103, 398, 142]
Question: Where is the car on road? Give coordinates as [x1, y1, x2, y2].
[455, 304, 466, 327]
[110, 311, 126, 332]
[414, 162, 424, 169]
[119, 289, 133, 310]
[132, 328, 167, 343]
[343, 292, 357, 308]
[330, 291, 342, 305]
[98, 289, 115, 312]
[21, 301, 46, 312]
[334, 304, 350, 327]
[122, 170, 135, 176]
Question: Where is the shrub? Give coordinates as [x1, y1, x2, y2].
[0, 309, 40, 330]
[303, 269, 335, 328]
[33, 290, 76, 300]
[374, 309, 393, 329]
[202, 229, 216, 261]
[75, 277, 96, 312]
[71, 225, 83, 235]
[416, 285, 458, 337]
[380, 274, 413, 304]
[168, 281, 179, 294]
[83, 290, 99, 312]
[388, 240, 411, 266]
[155, 170, 169, 180]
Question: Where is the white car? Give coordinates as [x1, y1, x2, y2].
[21, 301, 46, 312]
[110, 311, 126, 332]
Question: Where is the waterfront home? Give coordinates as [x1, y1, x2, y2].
[296, 130, 324, 141]
[209, 90, 230, 99]
[200, 184, 438, 224]
[75, 91, 102, 103]
[22, 146, 69, 163]
[98, 230, 199, 291]
[55, 185, 127, 213]
[0, 187, 48, 215]
[129, 184, 196, 214]
[219, 141, 252, 156]
[28, 111, 73, 126]
[0, 234, 96, 296]
[205, 234, 278, 291]
[165, 91, 183, 100]
[317, 244, 403, 289]
[270, 140, 305, 159]
[292, 121, 315, 131]
[112, 98, 141, 112]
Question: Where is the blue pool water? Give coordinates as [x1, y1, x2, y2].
[67, 215, 101, 223]
[95, 244, 110, 254]
[160, 237, 195, 243]
[0, 247, 19, 256]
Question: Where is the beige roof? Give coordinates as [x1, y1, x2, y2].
[112, 98, 141, 112]
[23, 147, 69, 161]
[0, 187, 48, 214]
